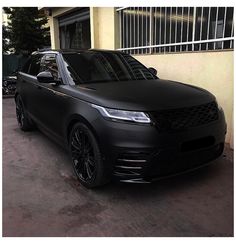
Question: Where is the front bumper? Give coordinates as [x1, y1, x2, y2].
[92, 109, 226, 182]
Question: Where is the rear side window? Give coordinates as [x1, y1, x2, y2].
[28, 55, 41, 76]
[21, 58, 31, 74]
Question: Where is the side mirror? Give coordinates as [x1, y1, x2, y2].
[148, 67, 157, 76]
[37, 71, 55, 83]
[12, 69, 18, 75]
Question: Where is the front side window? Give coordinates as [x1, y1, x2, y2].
[21, 58, 31, 74]
[62, 51, 157, 85]
[40, 54, 59, 80]
[28, 55, 41, 76]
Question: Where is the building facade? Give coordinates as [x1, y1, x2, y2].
[43, 7, 234, 146]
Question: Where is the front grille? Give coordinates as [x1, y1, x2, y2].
[150, 101, 219, 131]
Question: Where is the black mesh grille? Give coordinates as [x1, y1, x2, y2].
[150, 101, 219, 131]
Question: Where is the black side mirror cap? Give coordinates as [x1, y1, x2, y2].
[37, 71, 55, 83]
[12, 69, 18, 75]
[148, 67, 157, 76]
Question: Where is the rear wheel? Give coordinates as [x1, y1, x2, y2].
[15, 96, 35, 131]
[69, 122, 110, 188]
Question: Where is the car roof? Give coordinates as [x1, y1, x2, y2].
[32, 49, 123, 55]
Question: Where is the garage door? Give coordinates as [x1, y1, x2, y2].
[58, 8, 91, 49]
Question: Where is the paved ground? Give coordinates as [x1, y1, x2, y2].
[2, 98, 234, 237]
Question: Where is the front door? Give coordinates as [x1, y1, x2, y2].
[33, 53, 68, 140]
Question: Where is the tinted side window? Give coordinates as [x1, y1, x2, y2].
[40, 54, 59, 80]
[21, 58, 31, 74]
[28, 55, 41, 76]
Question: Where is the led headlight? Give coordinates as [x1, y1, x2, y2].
[92, 104, 151, 124]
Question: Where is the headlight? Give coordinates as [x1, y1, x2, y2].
[92, 104, 151, 124]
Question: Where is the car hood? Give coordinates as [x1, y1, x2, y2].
[68, 79, 216, 111]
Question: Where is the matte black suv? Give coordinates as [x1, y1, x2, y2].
[15, 49, 226, 188]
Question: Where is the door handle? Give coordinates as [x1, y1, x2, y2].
[37, 85, 42, 90]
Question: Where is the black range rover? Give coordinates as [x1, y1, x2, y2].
[15, 49, 227, 188]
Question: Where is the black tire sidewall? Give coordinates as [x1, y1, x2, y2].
[69, 122, 106, 188]
[16, 95, 34, 131]
[16, 96, 25, 130]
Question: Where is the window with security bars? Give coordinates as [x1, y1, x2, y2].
[116, 7, 234, 54]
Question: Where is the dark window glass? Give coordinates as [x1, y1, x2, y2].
[223, 7, 234, 49]
[153, 7, 160, 53]
[28, 55, 41, 76]
[132, 8, 139, 54]
[123, 7, 150, 55]
[62, 52, 157, 85]
[165, 7, 171, 53]
[181, 7, 188, 51]
[170, 7, 177, 52]
[40, 54, 59, 80]
[21, 58, 31, 74]
[160, 7, 166, 52]
[205, 7, 217, 50]
[194, 7, 202, 50]
[215, 7, 224, 49]
[123, 10, 128, 50]
[176, 7, 182, 52]
[199, 7, 211, 51]
[59, 19, 91, 49]
[187, 7, 194, 51]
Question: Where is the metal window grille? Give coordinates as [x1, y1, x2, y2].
[116, 7, 234, 54]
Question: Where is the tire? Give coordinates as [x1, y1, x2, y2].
[15, 95, 35, 131]
[69, 122, 110, 188]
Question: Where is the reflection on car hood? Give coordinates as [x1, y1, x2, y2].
[69, 79, 215, 111]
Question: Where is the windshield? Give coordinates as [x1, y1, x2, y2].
[62, 51, 157, 84]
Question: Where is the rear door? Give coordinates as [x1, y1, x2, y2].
[18, 55, 42, 119]
[17, 57, 31, 103]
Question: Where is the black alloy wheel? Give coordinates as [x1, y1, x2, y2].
[69, 123, 109, 188]
[16, 96, 25, 129]
[71, 128, 96, 181]
[15, 96, 34, 131]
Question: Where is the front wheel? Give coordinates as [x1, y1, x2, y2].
[15, 96, 35, 131]
[69, 122, 110, 188]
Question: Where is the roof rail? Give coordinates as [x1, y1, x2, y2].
[37, 47, 52, 52]
[31, 47, 53, 55]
